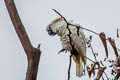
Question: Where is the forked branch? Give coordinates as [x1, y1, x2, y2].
[4, 0, 41, 80]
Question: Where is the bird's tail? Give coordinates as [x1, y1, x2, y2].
[76, 56, 83, 77]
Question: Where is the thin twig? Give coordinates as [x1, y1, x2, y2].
[53, 9, 112, 80]
[88, 38, 109, 80]
[116, 28, 119, 38]
[90, 42, 109, 80]
[53, 9, 96, 80]
[68, 54, 72, 80]
[52, 9, 68, 23]
[89, 42, 109, 80]
[69, 23, 120, 52]
[102, 76, 104, 80]
[52, 9, 120, 53]
[53, 9, 99, 63]
[79, 52, 95, 63]
[90, 44, 97, 61]
[103, 72, 109, 80]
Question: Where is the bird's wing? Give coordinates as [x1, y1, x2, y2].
[71, 33, 87, 64]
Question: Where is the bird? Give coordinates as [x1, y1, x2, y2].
[46, 17, 87, 77]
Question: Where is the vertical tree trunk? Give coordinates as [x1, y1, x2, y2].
[4, 0, 41, 80]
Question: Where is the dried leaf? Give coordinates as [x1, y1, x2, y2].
[108, 37, 118, 57]
[95, 67, 106, 80]
[114, 73, 120, 80]
[99, 32, 108, 58]
[111, 69, 116, 75]
[87, 66, 92, 78]
[87, 65, 95, 78]
[91, 64, 95, 76]
[113, 56, 120, 73]
[87, 62, 100, 78]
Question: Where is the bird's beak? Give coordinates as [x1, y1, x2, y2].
[46, 26, 56, 36]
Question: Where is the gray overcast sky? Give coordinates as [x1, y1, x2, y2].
[0, 0, 120, 80]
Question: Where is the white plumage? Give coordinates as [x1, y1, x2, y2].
[46, 17, 87, 77]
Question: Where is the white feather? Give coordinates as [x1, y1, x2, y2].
[47, 17, 87, 77]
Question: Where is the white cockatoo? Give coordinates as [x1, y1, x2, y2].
[46, 17, 87, 77]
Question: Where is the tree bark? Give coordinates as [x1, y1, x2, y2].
[4, 0, 41, 80]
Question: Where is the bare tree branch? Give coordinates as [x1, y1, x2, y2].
[68, 54, 72, 80]
[116, 28, 119, 38]
[4, 0, 41, 80]
[52, 9, 120, 53]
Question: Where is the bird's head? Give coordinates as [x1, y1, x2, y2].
[46, 17, 66, 36]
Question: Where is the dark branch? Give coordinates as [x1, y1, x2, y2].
[52, 9, 68, 23]
[53, 9, 120, 53]
[58, 49, 67, 54]
[53, 9, 95, 63]
[89, 40, 109, 80]
[90, 44, 97, 61]
[68, 54, 72, 80]
[116, 28, 119, 38]
[4, 0, 41, 80]
[53, 9, 120, 80]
